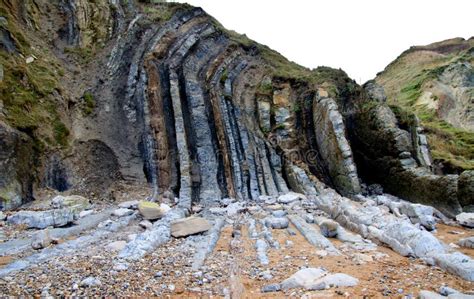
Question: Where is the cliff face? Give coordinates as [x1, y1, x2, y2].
[0, 1, 472, 216]
[375, 37, 474, 172]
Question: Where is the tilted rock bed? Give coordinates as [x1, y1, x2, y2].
[1, 191, 474, 297]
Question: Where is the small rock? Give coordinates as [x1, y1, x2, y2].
[287, 228, 297, 236]
[316, 250, 328, 257]
[80, 277, 101, 288]
[309, 273, 358, 289]
[259, 270, 273, 280]
[138, 201, 166, 220]
[171, 216, 211, 238]
[139, 220, 153, 230]
[305, 214, 315, 223]
[319, 219, 339, 238]
[25, 56, 35, 64]
[106, 240, 127, 252]
[155, 271, 163, 278]
[31, 230, 52, 250]
[118, 200, 139, 209]
[285, 240, 294, 247]
[272, 210, 287, 217]
[456, 213, 474, 228]
[262, 283, 281, 293]
[112, 208, 133, 217]
[278, 192, 306, 204]
[113, 262, 129, 271]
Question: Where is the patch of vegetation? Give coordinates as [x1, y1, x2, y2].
[257, 80, 273, 96]
[82, 92, 96, 115]
[140, 2, 193, 23]
[220, 68, 228, 84]
[64, 46, 94, 64]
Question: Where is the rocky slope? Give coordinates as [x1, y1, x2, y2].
[1, 1, 474, 296]
[375, 37, 474, 173]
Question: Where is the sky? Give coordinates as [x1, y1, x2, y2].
[175, 0, 473, 83]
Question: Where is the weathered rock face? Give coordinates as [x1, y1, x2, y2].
[0, 1, 472, 218]
[349, 97, 462, 217]
[0, 122, 35, 210]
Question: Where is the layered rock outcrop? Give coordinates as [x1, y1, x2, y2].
[0, 1, 472, 219]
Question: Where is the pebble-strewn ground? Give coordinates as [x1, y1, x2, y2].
[1, 196, 474, 298]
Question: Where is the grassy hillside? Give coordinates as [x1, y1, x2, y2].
[375, 38, 474, 171]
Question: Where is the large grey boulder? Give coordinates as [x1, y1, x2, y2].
[51, 195, 90, 210]
[7, 208, 77, 229]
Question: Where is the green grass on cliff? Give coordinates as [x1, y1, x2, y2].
[376, 40, 474, 171]
[0, 3, 68, 148]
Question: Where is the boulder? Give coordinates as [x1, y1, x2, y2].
[458, 237, 474, 249]
[456, 213, 474, 228]
[138, 201, 166, 220]
[308, 273, 359, 290]
[31, 230, 52, 250]
[319, 219, 339, 238]
[264, 217, 289, 229]
[278, 192, 306, 204]
[51, 195, 90, 210]
[7, 208, 77, 229]
[171, 216, 211, 238]
[281, 267, 327, 290]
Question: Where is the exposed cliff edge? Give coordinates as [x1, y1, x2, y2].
[0, 0, 472, 218]
[375, 37, 473, 173]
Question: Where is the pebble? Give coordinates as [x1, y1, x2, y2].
[80, 277, 101, 287]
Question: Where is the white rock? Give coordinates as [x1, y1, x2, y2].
[80, 277, 101, 287]
[281, 267, 327, 289]
[31, 230, 52, 250]
[264, 216, 289, 229]
[309, 273, 359, 290]
[79, 210, 94, 218]
[278, 192, 306, 204]
[106, 240, 127, 252]
[112, 208, 133, 217]
[25, 56, 34, 64]
[456, 213, 474, 228]
[118, 200, 139, 209]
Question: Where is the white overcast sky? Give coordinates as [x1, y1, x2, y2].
[175, 0, 473, 83]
